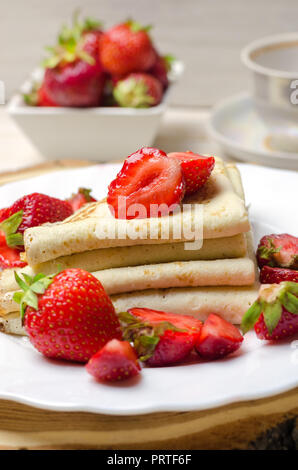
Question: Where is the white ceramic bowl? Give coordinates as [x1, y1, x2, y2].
[241, 33, 298, 152]
[7, 61, 184, 161]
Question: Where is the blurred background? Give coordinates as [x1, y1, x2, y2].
[2, 0, 298, 106]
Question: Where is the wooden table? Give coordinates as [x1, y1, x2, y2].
[0, 109, 297, 450]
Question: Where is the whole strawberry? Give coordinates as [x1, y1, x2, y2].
[260, 265, 298, 284]
[257, 234, 298, 269]
[67, 187, 97, 212]
[24, 83, 58, 107]
[107, 147, 185, 219]
[14, 269, 122, 362]
[0, 193, 73, 248]
[86, 339, 141, 382]
[241, 281, 298, 341]
[113, 73, 163, 108]
[43, 14, 105, 107]
[119, 307, 202, 366]
[168, 152, 215, 195]
[99, 20, 156, 76]
[149, 53, 172, 89]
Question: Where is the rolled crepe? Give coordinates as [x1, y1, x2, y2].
[24, 157, 250, 265]
[1, 282, 259, 336]
[0, 233, 247, 294]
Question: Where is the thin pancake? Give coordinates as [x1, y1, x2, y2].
[24, 157, 250, 265]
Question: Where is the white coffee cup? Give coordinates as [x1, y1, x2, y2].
[241, 33, 298, 152]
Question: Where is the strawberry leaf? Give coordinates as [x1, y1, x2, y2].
[0, 210, 24, 247]
[282, 292, 298, 314]
[263, 300, 282, 335]
[241, 300, 263, 334]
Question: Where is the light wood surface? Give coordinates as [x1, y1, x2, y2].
[0, 159, 297, 450]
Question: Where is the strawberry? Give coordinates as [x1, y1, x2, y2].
[0, 232, 27, 269]
[43, 14, 105, 107]
[86, 339, 141, 382]
[67, 187, 97, 212]
[149, 53, 173, 89]
[113, 73, 163, 108]
[257, 234, 298, 269]
[241, 282, 298, 341]
[23, 83, 58, 107]
[167, 152, 215, 195]
[99, 20, 155, 76]
[107, 147, 185, 219]
[260, 265, 298, 284]
[0, 193, 73, 248]
[14, 269, 122, 362]
[119, 307, 202, 367]
[195, 314, 243, 360]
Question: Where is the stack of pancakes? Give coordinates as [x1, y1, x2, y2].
[0, 157, 259, 335]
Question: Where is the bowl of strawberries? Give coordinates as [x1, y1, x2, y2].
[7, 14, 183, 161]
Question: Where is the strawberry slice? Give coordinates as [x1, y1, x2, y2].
[67, 187, 97, 212]
[119, 307, 202, 366]
[195, 314, 243, 360]
[241, 282, 298, 341]
[107, 147, 185, 219]
[257, 233, 298, 269]
[168, 152, 215, 195]
[0, 231, 26, 269]
[86, 339, 141, 382]
[260, 265, 298, 284]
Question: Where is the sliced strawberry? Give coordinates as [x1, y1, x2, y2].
[68, 187, 97, 212]
[107, 147, 185, 219]
[257, 234, 298, 269]
[119, 307, 202, 367]
[0, 231, 26, 269]
[168, 152, 215, 195]
[86, 339, 141, 382]
[195, 314, 243, 360]
[241, 282, 298, 341]
[260, 265, 298, 284]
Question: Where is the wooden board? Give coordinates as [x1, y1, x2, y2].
[0, 161, 297, 450]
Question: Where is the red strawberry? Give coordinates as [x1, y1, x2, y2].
[99, 21, 155, 76]
[14, 269, 122, 362]
[0, 193, 73, 248]
[195, 314, 243, 360]
[168, 152, 215, 195]
[107, 147, 185, 219]
[0, 232, 27, 269]
[113, 73, 163, 108]
[86, 339, 141, 382]
[119, 307, 202, 367]
[0, 208, 9, 223]
[257, 234, 298, 269]
[260, 265, 298, 284]
[43, 15, 105, 107]
[241, 282, 298, 341]
[23, 83, 58, 107]
[149, 53, 171, 89]
[68, 187, 97, 212]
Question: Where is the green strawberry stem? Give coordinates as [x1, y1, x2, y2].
[113, 78, 154, 108]
[0, 210, 24, 247]
[241, 281, 298, 335]
[13, 271, 54, 322]
[118, 311, 183, 362]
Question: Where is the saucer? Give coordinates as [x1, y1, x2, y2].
[209, 92, 298, 170]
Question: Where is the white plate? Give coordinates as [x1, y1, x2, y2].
[209, 92, 298, 170]
[0, 163, 297, 415]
